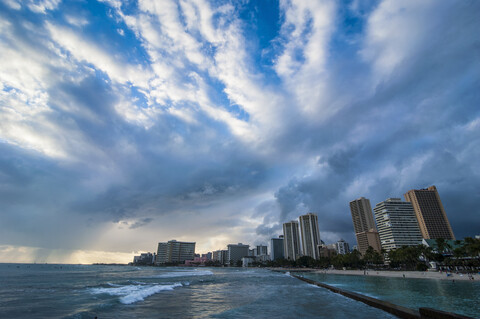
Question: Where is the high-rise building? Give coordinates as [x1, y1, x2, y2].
[350, 197, 376, 233]
[349, 197, 381, 255]
[373, 198, 423, 253]
[404, 186, 455, 239]
[299, 213, 321, 259]
[227, 243, 250, 263]
[270, 236, 284, 261]
[283, 220, 301, 260]
[156, 240, 195, 264]
[335, 239, 350, 255]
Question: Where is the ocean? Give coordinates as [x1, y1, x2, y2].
[0, 264, 477, 318]
[0, 264, 397, 318]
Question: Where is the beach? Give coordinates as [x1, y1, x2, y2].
[312, 269, 479, 281]
[269, 267, 479, 281]
[316, 269, 479, 281]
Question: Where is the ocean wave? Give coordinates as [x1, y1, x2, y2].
[89, 283, 183, 304]
[151, 270, 213, 278]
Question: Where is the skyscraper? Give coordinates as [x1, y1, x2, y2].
[270, 235, 284, 261]
[299, 213, 321, 259]
[349, 197, 382, 255]
[373, 198, 423, 253]
[283, 220, 301, 260]
[404, 186, 455, 239]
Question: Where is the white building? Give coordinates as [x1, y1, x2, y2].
[335, 239, 350, 255]
[299, 213, 321, 259]
[373, 198, 423, 253]
[283, 220, 301, 260]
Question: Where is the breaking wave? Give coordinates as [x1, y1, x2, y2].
[152, 270, 213, 278]
[89, 283, 183, 304]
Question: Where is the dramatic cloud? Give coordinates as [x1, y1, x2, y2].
[0, 0, 478, 262]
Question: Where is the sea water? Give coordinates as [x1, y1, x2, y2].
[0, 264, 397, 318]
[301, 272, 480, 318]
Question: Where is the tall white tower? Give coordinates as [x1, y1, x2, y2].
[299, 213, 321, 259]
[283, 220, 300, 260]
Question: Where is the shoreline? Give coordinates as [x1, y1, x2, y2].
[269, 268, 480, 281]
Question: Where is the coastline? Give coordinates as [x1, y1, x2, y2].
[269, 268, 480, 281]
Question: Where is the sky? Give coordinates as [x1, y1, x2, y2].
[0, 0, 479, 264]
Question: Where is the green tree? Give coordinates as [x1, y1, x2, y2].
[363, 246, 383, 266]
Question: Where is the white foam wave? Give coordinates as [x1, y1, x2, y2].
[285, 271, 291, 277]
[152, 270, 213, 278]
[89, 283, 182, 304]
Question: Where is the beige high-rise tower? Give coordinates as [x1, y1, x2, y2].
[404, 185, 455, 240]
[349, 197, 382, 255]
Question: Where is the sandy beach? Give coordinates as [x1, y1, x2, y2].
[268, 268, 479, 281]
[313, 269, 480, 281]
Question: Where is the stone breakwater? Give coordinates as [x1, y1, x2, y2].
[291, 274, 475, 319]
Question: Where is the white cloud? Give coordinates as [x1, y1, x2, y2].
[3, 0, 21, 10]
[65, 14, 89, 27]
[46, 22, 151, 88]
[26, 0, 62, 14]
[361, 0, 436, 80]
[275, 0, 337, 118]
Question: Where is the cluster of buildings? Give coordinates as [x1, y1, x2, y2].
[132, 185, 458, 266]
[350, 185, 456, 257]
[279, 213, 350, 261]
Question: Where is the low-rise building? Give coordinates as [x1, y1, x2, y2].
[132, 252, 156, 265]
[317, 245, 337, 258]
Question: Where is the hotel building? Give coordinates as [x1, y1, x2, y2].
[283, 220, 301, 260]
[373, 198, 423, 253]
[349, 197, 382, 255]
[299, 213, 321, 259]
[156, 240, 196, 264]
[404, 186, 455, 239]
